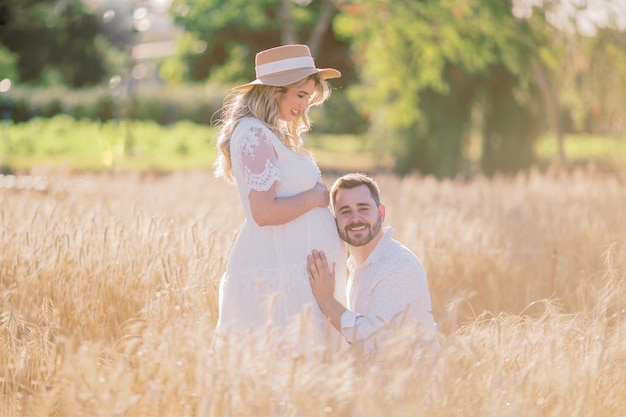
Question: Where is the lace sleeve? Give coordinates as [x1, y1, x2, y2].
[238, 126, 281, 192]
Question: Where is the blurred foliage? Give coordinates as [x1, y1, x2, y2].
[4, 84, 227, 126]
[0, 45, 18, 82]
[510, 0, 626, 170]
[308, 88, 368, 135]
[3, 82, 362, 134]
[1, 0, 625, 177]
[576, 28, 626, 138]
[335, 0, 626, 177]
[0, 0, 127, 87]
[480, 66, 542, 176]
[334, 0, 546, 177]
[1, 117, 623, 174]
[169, 0, 354, 87]
[1, 115, 218, 172]
[535, 133, 626, 169]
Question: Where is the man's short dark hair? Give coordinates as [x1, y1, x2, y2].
[330, 173, 381, 211]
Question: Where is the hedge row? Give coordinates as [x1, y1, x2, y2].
[0, 84, 367, 134]
[0, 84, 225, 126]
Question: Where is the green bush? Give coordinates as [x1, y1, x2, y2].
[4, 84, 227, 126]
[0, 46, 18, 82]
[3, 83, 368, 134]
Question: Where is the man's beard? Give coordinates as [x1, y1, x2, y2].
[338, 215, 383, 247]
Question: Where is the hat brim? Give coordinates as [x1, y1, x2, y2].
[231, 67, 341, 91]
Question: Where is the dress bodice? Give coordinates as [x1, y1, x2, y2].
[230, 117, 321, 220]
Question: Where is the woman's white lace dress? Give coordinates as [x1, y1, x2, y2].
[215, 117, 346, 348]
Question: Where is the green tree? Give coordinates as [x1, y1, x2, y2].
[0, 45, 18, 82]
[169, 0, 352, 86]
[481, 65, 542, 175]
[0, 0, 123, 87]
[576, 27, 626, 138]
[514, 0, 626, 167]
[335, 0, 544, 177]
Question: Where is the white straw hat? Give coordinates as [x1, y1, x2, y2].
[231, 44, 341, 91]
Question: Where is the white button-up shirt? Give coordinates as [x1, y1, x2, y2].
[341, 227, 439, 360]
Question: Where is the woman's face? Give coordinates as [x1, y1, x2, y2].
[276, 79, 316, 122]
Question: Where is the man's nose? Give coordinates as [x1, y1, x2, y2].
[347, 212, 362, 222]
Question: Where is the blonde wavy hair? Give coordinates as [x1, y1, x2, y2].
[213, 73, 332, 182]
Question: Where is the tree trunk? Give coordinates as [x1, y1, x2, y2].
[482, 66, 539, 176]
[280, 0, 297, 45]
[307, 0, 335, 56]
[531, 60, 567, 167]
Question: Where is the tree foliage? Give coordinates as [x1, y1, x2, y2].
[335, 0, 545, 177]
[0, 45, 18, 82]
[169, 0, 352, 86]
[2, 0, 624, 177]
[577, 27, 626, 138]
[0, 0, 124, 87]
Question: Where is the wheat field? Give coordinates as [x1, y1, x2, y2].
[1, 166, 625, 417]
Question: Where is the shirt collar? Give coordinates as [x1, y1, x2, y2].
[348, 227, 394, 271]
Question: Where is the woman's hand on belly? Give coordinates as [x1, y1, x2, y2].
[249, 182, 330, 226]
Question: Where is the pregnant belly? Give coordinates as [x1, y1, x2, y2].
[229, 207, 342, 271]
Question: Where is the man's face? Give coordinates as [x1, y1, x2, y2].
[333, 185, 384, 247]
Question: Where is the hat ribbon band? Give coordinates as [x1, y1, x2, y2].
[256, 56, 315, 78]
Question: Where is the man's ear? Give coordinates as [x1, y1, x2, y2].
[379, 203, 386, 221]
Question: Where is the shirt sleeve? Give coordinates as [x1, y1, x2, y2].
[341, 272, 436, 354]
[238, 126, 281, 192]
[340, 310, 363, 332]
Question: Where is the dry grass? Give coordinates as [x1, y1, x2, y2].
[1, 166, 625, 417]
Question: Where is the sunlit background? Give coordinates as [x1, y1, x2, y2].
[0, 0, 625, 176]
[1, 1, 626, 416]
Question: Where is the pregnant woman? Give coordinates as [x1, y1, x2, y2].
[212, 44, 346, 352]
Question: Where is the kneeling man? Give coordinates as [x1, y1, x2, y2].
[307, 173, 439, 362]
